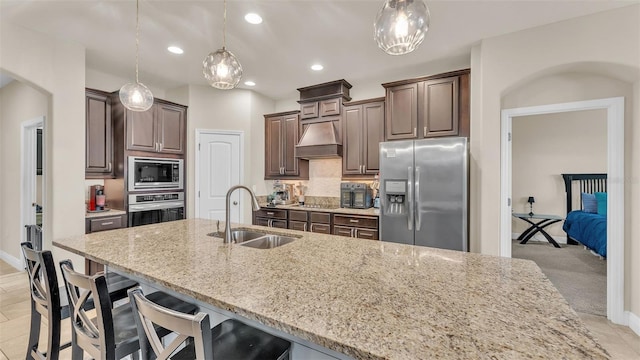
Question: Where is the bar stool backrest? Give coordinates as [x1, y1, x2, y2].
[129, 287, 213, 360]
[21, 242, 63, 359]
[59, 260, 116, 360]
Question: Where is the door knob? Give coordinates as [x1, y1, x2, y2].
[233, 201, 238, 205]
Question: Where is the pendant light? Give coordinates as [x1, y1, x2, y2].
[202, 0, 243, 90]
[373, 0, 430, 56]
[119, 0, 154, 112]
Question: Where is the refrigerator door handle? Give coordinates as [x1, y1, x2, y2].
[415, 166, 422, 231]
[407, 166, 413, 231]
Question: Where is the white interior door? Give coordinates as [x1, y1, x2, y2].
[197, 131, 242, 223]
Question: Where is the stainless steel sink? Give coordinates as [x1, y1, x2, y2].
[240, 235, 296, 249]
[209, 228, 298, 248]
[207, 229, 265, 243]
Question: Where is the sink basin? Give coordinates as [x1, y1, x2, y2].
[240, 235, 296, 249]
[207, 229, 265, 243]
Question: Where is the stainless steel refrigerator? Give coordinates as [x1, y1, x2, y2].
[379, 137, 468, 251]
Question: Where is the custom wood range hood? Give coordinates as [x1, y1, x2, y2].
[295, 79, 352, 159]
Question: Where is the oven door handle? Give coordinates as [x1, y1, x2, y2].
[129, 201, 185, 212]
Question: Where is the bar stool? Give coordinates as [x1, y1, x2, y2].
[128, 287, 292, 360]
[59, 260, 198, 360]
[21, 242, 140, 360]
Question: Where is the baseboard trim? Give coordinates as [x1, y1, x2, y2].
[511, 232, 567, 244]
[0, 250, 23, 271]
[627, 311, 640, 337]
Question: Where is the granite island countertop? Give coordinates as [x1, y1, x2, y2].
[53, 218, 608, 360]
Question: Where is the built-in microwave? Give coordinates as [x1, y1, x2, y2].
[128, 156, 183, 191]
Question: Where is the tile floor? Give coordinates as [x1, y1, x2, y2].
[1, 258, 639, 359]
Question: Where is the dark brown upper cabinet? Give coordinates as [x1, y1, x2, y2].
[343, 98, 385, 178]
[264, 111, 309, 179]
[126, 100, 186, 155]
[383, 69, 470, 141]
[85, 88, 114, 178]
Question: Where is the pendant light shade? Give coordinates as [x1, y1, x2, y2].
[120, 0, 154, 112]
[203, 47, 243, 90]
[374, 0, 430, 56]
[119, 82, 154, 111]
[203, 0, 243, 90]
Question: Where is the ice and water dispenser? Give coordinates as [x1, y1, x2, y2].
[383, 180, 407, 215]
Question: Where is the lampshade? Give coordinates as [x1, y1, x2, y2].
[119, 0, 154, 112]
[527, 196, 535, 204]
[373, 0, 430, 56]
[202, 0, 243, 90]
[119, 82, 154, 112]
[203, 48, 243, 90]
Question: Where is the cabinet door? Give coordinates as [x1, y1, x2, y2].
[333, 225, 354, 238]
[363, 102, 384, 175]
[342, 105, 363, 176]
[127, 106, 157, 152]
[282, 114, 300, 176]
[386, 83, 418, 140]
[289, 220, 307, 232]
[85, 90, 113, 176]
[300, 102, 318, 119]
[355, 228, 379, 240]
[157, 103, 185, 154]
[320, 98, 340, 117]
[421, 76, 459, 138]
[265, 116, 283, 178]
[310, 223, 331, 234]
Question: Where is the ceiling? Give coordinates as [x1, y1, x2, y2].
[1, 0, 637, 100]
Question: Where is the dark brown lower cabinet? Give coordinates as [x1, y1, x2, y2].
[309, 212, 331, 234]
[84, 213, 127, 274]
[253, 208, 288, 229]
[333, 214, 379, 240]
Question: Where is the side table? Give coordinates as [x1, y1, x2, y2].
[512, 213, 563, 248]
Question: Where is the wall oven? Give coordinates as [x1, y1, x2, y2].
[128, 156, 183, 191]
[128, 192, 185, 227]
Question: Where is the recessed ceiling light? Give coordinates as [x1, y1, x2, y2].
[244, 13, 263, 24]
[244, 81, 256, 87]
[167, 46, 184, 54]
[311, 64, 324, 71]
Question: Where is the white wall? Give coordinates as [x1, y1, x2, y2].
[472, 5, 640, 318]
[0, 21, 86, 270]
[86, 68, 166, 99]
[0, 81, 48, 262]
[511, 110, 607, 237]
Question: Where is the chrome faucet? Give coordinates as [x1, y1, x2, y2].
[225, 185, 261, 244]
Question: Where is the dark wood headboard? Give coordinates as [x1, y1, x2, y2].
[562, 173, 607, 214]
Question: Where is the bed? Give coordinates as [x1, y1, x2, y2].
[561, 173, 607, 258]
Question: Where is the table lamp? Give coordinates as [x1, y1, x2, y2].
[527, 196, 535, 216]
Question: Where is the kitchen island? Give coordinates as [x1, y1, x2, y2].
[53, 218, 608, 359]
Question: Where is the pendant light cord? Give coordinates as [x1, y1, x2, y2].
[222, 0, 227, 49]
[135, 0, 140, 84]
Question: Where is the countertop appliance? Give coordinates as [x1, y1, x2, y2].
[128, 156, 183, 191]
[341, 182, 373, 209]
[88, 185, 106, 211]
[379, 137, 468, 251]
[128, 192, 185, 227]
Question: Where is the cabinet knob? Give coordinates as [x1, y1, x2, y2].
[233, 201, 238, 205]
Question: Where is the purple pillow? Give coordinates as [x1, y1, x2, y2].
[581, 192, 597, 213]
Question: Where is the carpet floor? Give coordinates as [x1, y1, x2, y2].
[512, 240, 606, 316]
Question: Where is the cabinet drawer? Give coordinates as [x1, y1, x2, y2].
[255, 208, 287, 219]
[289, 220, 307, 232]
[320, 98, 340, 117]
[333, 225, 354, 238]
[310, 223, 331, 234]
[90, 216, 123, 232]
[333, 214, 378, 229]
[289, 210, 308, 222]
[309, 212, 331, 224]
[254, 217, 288, 229]
[300, 102, 319, 119]
[356, 228, 379, 240]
